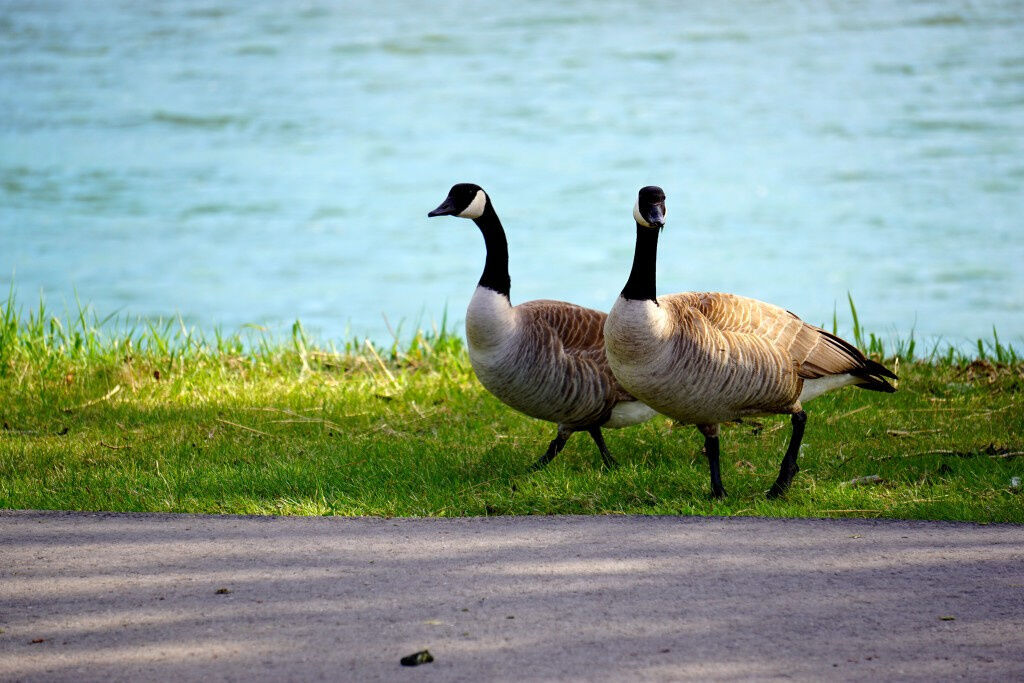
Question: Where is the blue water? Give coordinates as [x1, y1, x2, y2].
[2, 1, 1023, 347]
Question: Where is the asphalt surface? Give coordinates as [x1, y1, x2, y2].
[1, 511, 1022, 681]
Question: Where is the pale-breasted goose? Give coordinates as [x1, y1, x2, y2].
[604, 186, 897, 499]
[428, 183, 656, 469]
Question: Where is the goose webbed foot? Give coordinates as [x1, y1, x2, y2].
[587, 427, 618, 469]
[528, 426, 572, 471]
[766, 480, 790, 500]
[766, 411, 807, 499]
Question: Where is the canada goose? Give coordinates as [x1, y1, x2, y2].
[428, 183, 656, 469]
[604, 186, 897, 499]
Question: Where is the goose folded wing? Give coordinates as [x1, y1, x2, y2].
[690, 292, 896, 384]
[517, 300, 636, 404]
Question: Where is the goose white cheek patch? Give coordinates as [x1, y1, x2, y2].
[458, 190, 487, 219]
[633, 198, 652, 228]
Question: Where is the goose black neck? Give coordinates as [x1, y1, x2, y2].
[620, 224, 660, 302]
[474, 203, 511, 299]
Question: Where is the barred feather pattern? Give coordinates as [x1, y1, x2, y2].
[466, 287, 647, 429]
[605, 291, 893, 425]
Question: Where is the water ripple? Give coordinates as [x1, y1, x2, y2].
[0, 0, 1021, 344]
[151, 111, 250, 130]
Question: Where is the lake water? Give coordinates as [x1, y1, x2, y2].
[2, 1, 1023, 348]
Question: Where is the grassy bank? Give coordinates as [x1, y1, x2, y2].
[1, 298, 1022, 521]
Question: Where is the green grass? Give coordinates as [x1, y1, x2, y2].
[1, 292, 1022, 522]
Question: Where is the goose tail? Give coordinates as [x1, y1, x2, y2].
[850, 357, 897, 393]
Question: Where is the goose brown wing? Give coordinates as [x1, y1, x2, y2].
[517, 299, 638, 404]
[685, 292, 896, 385]
[517, 299, 605, 351]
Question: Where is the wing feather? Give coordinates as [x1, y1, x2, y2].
[661, 292, 895, 399]
[517, 300, 638, 405]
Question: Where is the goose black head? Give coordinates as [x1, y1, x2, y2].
[428, 183, 488, 220]
[634, 185, 666, 229]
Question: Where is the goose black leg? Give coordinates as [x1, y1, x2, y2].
[767, 410, 807, 499]
[587, 427, 618, 469]
[529, 425, 573, 471]
[698, 424, 726, 499]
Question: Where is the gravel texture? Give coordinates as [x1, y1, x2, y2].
[1, 510, 1022, 681]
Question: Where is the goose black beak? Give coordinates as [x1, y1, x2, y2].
[428, 197, 458, 217]
[643, 203, 665, 228]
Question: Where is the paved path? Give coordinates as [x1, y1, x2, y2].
[1, 511, 1022, 681]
